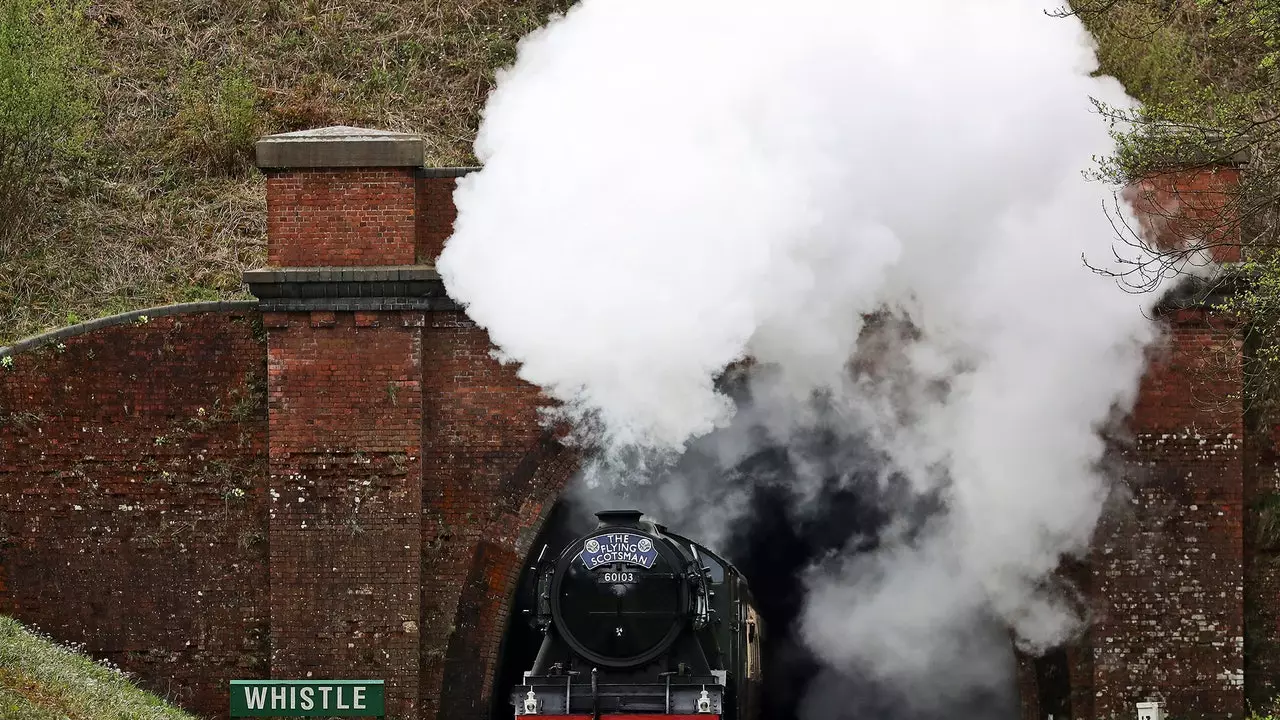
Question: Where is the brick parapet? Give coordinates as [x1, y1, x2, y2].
[415, 169, 477, 264]
[1128, 166, 1244, 263]
[265, 168, 418, 267]
[0, 301, 258, 357]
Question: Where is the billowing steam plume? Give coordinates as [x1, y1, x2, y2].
[439, 0, 1164, 716]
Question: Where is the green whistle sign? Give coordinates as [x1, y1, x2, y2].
[229, 680, 385, 717]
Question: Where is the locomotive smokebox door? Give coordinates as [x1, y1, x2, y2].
[511, 509, 763, 719]
[553, 522, 688, 668]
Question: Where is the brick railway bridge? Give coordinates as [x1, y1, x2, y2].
[0, 126, 1270, 720]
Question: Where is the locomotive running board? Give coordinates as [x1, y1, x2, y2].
[513, 678, 724, 716]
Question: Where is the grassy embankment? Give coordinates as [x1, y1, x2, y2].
[0, 615, 197, 720]
[1, 0, 573, 347]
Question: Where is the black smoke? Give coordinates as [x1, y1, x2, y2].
[493, 451, 1019, 720]
[711, 445, 1019, 720]
[520, 371, 1021, 720]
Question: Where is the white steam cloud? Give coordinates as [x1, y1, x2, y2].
[439, 0, 1164, 713]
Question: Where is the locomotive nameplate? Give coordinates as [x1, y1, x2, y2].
[578, 532, 658, 570]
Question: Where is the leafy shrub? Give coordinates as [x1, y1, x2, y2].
[172, 61, 262, 174]
[0, 0, 94, 246]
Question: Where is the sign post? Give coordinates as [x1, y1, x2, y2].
[230, 680, 385, 717]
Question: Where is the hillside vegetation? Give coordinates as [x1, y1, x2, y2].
[1070, 0, 1280, 415]
[0, 615, 197, 719]
[0, 0, 573, 345]
[0, 0, 1271, 352]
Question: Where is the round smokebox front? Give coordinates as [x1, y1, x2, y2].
[551, 528, 688, 667]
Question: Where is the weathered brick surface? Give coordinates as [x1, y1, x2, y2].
[266, 310, 425, 717]
[415, 175, 460, 263]
[1089, 307, 1244, 719]
[266, 168, 417, 267]
[1014, 160, 1250, 720]
[0, 311, 270, 716]
[419, 313, 578, 720]
[23, 153, 1267, 720]
[1016, 561, 1096, 720]
[1127, 166, 1243, 262]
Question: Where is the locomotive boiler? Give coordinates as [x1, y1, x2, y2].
[510, 510, 763, 719]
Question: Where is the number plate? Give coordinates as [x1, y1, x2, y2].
[596, 571, 639, 584]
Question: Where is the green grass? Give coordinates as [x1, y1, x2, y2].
[0, 615, 197, 720]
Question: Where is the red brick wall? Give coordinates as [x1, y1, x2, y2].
[1016, 561, 1095, 720]
[419, 313, 578, 720]
[260, 306, 578, 720]
[0, 300, 579, 720]
[3, 154, 1262, 720]
[0, 310, 270, 715]
[263, 309, 425, 717]
[1127, 166, 1243, 263]
[1091, 308, 1244, 719]
[266, 169, 418, 266]
[416, 175, 461, 264]
[1014, 160, 1249, 719]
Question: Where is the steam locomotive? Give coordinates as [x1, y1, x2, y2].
[510, 510, 763, 720]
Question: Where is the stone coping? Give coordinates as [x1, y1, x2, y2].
[0, 271, 1235, 360]
[256, 126, 424, 169]
[242, 266, 461, 312]
[242, 266, 441, 283]
[0, 301, 259, 358]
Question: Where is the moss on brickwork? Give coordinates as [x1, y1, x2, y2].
[0, 310, 273, 716]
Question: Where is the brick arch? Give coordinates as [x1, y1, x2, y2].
[1016, 644, 1094, 720]
[436, 435, 579, 720]
[418, 309, 585, 720]
[2, 125, 1264, 720]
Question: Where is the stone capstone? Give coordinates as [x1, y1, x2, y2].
[255, 125, 424, 169]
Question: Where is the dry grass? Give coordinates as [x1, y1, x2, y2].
[1, 0, 575, 345]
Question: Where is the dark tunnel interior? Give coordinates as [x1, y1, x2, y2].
[490, 376, 1020, 720]
[490, 473, 1020, 720]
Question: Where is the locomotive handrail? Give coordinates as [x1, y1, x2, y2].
[688, 546, 712, 630]
[530, 543, 554, 632]
[564, 670, 580, 715]
[590, 668, 599, 720]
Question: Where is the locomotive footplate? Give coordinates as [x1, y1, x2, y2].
[512, 676, 724, 716]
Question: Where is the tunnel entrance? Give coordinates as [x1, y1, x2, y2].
[489, 369, 1019, 720]
[1034, 647, 1073, 720]
[487, 465, 1019, 720]
[489, 499, 591, 720]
